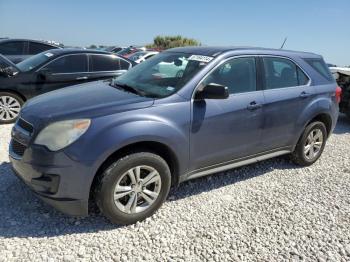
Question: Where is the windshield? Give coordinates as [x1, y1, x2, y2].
[16, 52, 53, 72]
[129, 52, 147, 61]
[113, 52, 211, 98]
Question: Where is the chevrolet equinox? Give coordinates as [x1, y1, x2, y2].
[9, 47, 340, 224]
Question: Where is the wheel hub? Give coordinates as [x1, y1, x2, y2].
[304, 128, 324, 161]
[0, 95, 21, 121]
[113, 165, 162, 214]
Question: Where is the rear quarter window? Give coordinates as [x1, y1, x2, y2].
[304, 58, 334, 82]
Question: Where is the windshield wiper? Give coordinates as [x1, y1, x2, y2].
[113, 82, 146, 97]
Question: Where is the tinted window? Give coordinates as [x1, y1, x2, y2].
[90, 55, 127, 71]
[263, 57, 300, 89]
[297, 68, 309, 85]
[0, 41, 24, 55]
[304, 58, 333, 81]
[119, 59, 131, 70]
[202, 57, 256, 94]
[28, 42, 53, 55]
[42, 54, 88, 73]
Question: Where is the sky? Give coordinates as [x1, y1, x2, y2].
[1, 0, 349, 65]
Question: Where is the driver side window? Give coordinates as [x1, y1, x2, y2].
[202, 57, 257, 94]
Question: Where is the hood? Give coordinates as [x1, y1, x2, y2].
[20, 80, 154, 126]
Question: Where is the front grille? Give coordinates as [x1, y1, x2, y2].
[11, 139, 27, 156]
[17, 118, 34, 134]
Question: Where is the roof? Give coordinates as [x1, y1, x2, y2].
[42, 48, 112, 56]
[0, 38, 61, 47]
[166, 46, 321, 58]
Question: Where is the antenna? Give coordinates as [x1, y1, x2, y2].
[280, 37, 288, 49]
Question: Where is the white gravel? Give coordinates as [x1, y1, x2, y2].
[0, 116, 350, 261]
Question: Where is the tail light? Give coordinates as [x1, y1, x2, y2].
[335, 86, 342, 104]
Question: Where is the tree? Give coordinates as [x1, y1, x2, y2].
[147, 35, 200, 49]
[88, 44, 97, 49]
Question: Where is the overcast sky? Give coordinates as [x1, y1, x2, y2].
[1, 0, 349, 65]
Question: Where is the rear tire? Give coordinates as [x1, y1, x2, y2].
[0, 92, 24, 124]
[95, 152, 171, 225]
[291, 121, 327, 166]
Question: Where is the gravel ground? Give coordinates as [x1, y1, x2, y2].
[0, 116, 350, 262]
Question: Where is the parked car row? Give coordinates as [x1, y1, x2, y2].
[0, 48, 135, 123]
[0, 38, 62, 63]
[7, 45, 340, 225]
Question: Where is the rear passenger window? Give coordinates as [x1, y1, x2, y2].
[0, 41, 25, 55]
[28, 42, 53, 55]
[263, 57, 308, 89]
[297, 68, 309, 85]
[202, 57, 257, 94]
[90, 55, 129, 71]
[304, 58, 333, 81]
[42, 54, 88, 73]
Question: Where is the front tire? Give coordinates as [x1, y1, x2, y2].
[95, 152, 171, 225]
[291, 121, 327, 166]
[0, 92, 24, 124]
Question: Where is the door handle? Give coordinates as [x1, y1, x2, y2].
[247, 101, 262, 111]
[299, 91, 311, 98]
[76, 76, 88, 80]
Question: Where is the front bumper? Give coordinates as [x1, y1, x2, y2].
[9, 142, 94, 217]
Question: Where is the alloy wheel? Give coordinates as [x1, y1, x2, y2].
[0, 96, 21, 121]
[113, 165, 162, 214]
[303, 128, 324, 161]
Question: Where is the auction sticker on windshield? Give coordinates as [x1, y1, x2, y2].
[45, 53, 54, 57]
[188, 55, 213, 63]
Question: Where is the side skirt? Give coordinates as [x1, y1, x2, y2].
[180, 149, 291, 183]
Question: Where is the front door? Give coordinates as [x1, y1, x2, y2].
[34, 54, 89, 95]
[190, 56, 264, 171]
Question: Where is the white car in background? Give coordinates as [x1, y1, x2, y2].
[154, 57, 188, 78]
[128, 51, 159, 64]
[329, 66, 350, 80]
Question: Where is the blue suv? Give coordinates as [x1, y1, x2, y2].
[9, 47, 340, 224]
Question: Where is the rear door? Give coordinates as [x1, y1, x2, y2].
[34, 54, 89, 95]
[260, 56, 313, 151]
[88, 54, 132, 81]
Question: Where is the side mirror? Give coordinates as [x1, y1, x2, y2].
[195, 83, 229, 100]
[0, 67, 16, 78]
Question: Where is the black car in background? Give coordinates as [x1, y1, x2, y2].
[0, 49, 134, 123]
[0, 39, 61, 63]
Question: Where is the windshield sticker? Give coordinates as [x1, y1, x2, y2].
[166, 86, 175, 91]
[44, 53, 54, 57]
[188, 55, 213, 63]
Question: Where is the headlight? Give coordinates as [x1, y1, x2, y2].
[34, 119, 91, 151]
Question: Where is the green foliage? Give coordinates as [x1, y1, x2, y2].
[147, 35, 201, 49]
[88, 44, 97, 49]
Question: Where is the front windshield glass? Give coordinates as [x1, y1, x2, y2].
[16, 52, 53, 72]
[113, 52, 211, 98]
[129, 52, 147, 61]
[116, 47, 132, 56]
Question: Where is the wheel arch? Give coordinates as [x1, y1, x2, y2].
[307, 113, 332, 137]
[0, 89, 26, 103]
[89, 140, 180, 206]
